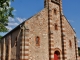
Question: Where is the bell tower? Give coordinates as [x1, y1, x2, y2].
[44, 0, 63, 60]
[44, 0, 63, 15]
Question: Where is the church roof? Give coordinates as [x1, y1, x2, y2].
[1, 15, 34, 39]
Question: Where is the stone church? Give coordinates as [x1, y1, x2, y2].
[0, 0, 79, 60]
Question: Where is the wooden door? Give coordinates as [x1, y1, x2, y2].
[54, 54, 58, 60]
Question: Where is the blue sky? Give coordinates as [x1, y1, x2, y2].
[0, 0, 80, 47]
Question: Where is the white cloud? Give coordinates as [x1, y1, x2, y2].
[13, 9, 17, 12]
[7, 17, 26, 31]
[8, 17, 15, 22]
[16, 17, 26, 23]
[8, 23, 19, 26]
[73, 28, 75, 30]
[77, 39, 80, 43]
[6, 26, 13, 31]
[8, 17, 26, 26]
[68, 20, 74, 23]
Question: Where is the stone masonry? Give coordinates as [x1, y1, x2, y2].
[0, 0, 79, 60]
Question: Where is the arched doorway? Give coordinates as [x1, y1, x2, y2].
[54, 51, 60, 60]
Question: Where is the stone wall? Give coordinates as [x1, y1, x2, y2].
[1, 28, 21, 60]
[11, 28, 21, 60]
[0, 0, 78, 60]
[24, 8, 49, 60]
[78, 57, 80, 60]
[62, 15, 77, 60]
[48, 1, 62, 60]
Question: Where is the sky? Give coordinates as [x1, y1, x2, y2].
[0, 0, 80, 47]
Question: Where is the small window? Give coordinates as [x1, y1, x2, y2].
[55, 24, 58, 30]
[69, 40, 72, 48]
[35, 36, 40, 46]
[54, 9, 57, 15]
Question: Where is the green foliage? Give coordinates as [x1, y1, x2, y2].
[78, 47, 80, 56]
[0, 0, 14, 32]
[0, 35, 2, 39]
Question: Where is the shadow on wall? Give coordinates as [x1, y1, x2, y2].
[78, 47, 80, 56]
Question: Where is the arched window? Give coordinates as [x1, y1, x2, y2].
[69, 40, 72, 48]
[55, 23, 58, 30]
[54, 9, 57, 15]
[35, 36, 40, 46]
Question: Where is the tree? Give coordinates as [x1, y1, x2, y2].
[0, 0, 14, 32]
[0, 36, 2, 39]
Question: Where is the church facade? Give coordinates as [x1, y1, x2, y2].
[0, 0, 79, 60]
